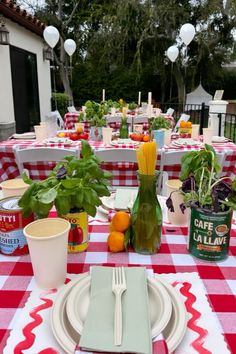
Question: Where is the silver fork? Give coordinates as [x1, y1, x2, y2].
[112, 267, 127, 346]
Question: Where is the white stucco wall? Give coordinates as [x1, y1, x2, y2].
[0, 17, 51, 124]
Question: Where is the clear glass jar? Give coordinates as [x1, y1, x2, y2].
[131, 173, 162, 254]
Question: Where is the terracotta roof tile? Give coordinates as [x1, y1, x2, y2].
[0, 0, 45, 36]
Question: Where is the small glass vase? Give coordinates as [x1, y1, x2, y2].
[131, 173, 162, 254]
[119, 117, 129, 138]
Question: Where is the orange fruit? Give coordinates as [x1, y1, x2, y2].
[180, 121, 188, 128]
[57, 132, 66, 137]
[107, 231, 125, 252]
[76, 127, 84, 134]
[111, 211, 130, 232]
[143, 135, 150, 142]
[186, 121, 192, 128]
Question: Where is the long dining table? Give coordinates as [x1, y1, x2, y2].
[0, 208, 236, 353]
[0, 138, 236, 184]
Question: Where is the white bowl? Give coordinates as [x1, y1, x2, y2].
[0, 178, 29, 198]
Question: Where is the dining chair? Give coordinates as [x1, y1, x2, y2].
[94, 148, 137, 163]
[13, 146, 79, 176]
[133, 116, 149, 124]
[106, 116, 122, 124]
[46, 111, 65, 130]
[67, 106, 78, 113]
[158, 150, 187, 195]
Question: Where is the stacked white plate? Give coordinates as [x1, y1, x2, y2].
[43, 137, 73, 144]
[12, 132, 36, 140]
[51, 273, 187, 354]
[172, 138, 201, 147]
[211, 136, 229, 143]
[111, 138, 140, 146]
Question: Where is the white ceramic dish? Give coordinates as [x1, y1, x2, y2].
[51, 274, 186, 354]
[66, 275, 172, 339]
[111, 138, 140, 146]
[0, 178, 29, 198]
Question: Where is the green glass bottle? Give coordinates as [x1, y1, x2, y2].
[131, 173, 162, 254]
[119, 116, 129, 138]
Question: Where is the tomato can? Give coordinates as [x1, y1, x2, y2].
[188, 206, 232, 261]
[0, 197, 35, 256]
[62, 211, 89, 252]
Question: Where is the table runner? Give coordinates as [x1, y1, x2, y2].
[0, 220, 236, 353]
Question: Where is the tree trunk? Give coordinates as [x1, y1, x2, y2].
[173, 64, 185, 110]
[59, 37, 74, 105]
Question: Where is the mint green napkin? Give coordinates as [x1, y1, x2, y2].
[79, 266, 152, 354]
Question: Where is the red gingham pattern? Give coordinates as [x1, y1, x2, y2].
[0, 218, 236, 353]
[0, 139, 236, 184]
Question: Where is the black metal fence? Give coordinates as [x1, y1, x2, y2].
[218, 113, 236, 142]
[160, 102, 209, 133]
[160, 102, 236, 142]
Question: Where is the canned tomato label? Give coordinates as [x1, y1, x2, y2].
[62, 211, 89, 253]
[0, 197, 34, 256]
[188, 207, 232, 261]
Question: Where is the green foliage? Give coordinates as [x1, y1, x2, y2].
[179, 144, 236, 211]
[51, 93, 70, 118]
[84, 101, 107, 126]
[18, 140, 112, 218]
[149, 116, 172, 131]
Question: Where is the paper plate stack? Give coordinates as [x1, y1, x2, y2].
[51, 273, 187, 354]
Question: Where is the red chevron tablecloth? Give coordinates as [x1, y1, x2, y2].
[0, 216, 236, 353]
[0, 139, 236, 185]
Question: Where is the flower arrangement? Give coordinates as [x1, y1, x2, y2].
[149, 115, 172, 132]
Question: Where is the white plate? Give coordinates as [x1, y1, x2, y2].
[100, 192, 167, 212]
[212, 136, 229, 143]
[156, 275, 187, 353]
[44, 137, 73, 144]
[51, 274, 187, 354]
[66, 275, 172, 340]
[172, 138, 201, 146]
[12, 132, 36, 140]
[111, 138, 140, 146]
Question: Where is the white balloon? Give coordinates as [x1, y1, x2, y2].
[167, 45, 179, 62]
[179, 23, 196, 46]
[64, 39, 76, 56]
[43, 26, 59, 48]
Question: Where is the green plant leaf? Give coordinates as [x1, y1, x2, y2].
[83, 202, 97, 217]
[61, 178, 81, 189]
[37, 188, 57, 204]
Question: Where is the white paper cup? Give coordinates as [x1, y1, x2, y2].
[0, 178, 29, 198]
[111, 107, 116, 116]
[102, 127, 113, 145]
[23, 218, 70, 289]
[191, 124, 200, 139]
[164, 129, 172, 146]
[203, 128, 213, 144]
[166, 179, 190, 226]
[34, 125, 47, 142]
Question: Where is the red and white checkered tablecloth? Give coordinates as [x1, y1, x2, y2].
[0, 139, 236, 185]
[0, 217, 236, 353]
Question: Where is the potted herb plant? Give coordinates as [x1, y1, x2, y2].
[149, 116, 172, 148]
[18, 140, 111, 252]
[84, 101, 107, 141]
[166, 144, 236, 261]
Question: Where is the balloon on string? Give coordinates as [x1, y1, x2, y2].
[167, 45, 179, 63]
[179, 23, 196, 46]
[64, 39, 76, 56]
[43, 26, 60, 48]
